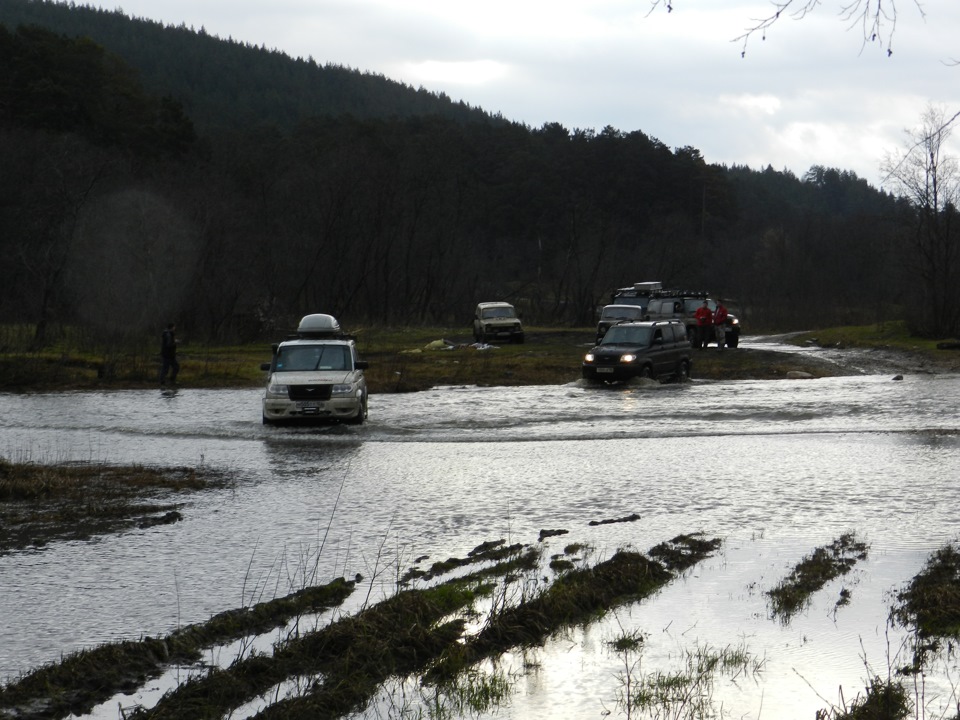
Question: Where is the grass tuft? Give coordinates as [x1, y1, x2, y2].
[767, 532, 869, 620]
[892, 543, 960, 638]
[819, 676, 911, 720]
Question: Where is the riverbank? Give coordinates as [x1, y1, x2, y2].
[8, 322, 954, 394]
[788, 323, 960, 376]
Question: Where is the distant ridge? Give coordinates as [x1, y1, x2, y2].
[0, 0, 502, 132]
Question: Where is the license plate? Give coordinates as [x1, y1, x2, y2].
[597, 367, 614, 374]
[297, 401, 322, 409]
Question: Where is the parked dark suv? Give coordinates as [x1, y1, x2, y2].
[595, 304, 646, 344]
[645, 293, 741, 348]
[582, 320, 691, 382]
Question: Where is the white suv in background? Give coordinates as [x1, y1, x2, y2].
[473, 301, 524, 344]
[260, 314, 368, 425]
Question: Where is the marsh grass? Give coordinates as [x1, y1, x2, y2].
[890, 543, 960, 681]
[369, 663, 517, 720]
[767, 532, 870, 621]
[613, 640, 764, 720]
[648, 533, 724, 573]
[399, 540, 534, 585]
[892, 544, 960, 641]
[0, 459, 229, 553]
[135, 575, 493, 718]
[430, 666, 513, 717]
[2, 533, 720, 719]
[0, 578, 354, 719]
[817, 676, 912, 720]
[425, 535, 722, 685]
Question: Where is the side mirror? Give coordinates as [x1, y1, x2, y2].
[260, 362, 272, 372]
[355, 360, 369, 370]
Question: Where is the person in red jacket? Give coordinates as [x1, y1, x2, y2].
[694, 300, 713, 349]
[713, 301, 729, 348]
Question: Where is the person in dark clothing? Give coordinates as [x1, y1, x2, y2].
[160, 323, 179, 385]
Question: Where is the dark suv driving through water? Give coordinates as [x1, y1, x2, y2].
[582, 320, 691, 382]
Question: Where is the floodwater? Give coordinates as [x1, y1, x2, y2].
[2, 339, 960, 718]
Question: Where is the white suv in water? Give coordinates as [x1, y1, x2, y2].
[260, 314, 368, 425]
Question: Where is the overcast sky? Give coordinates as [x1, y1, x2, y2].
[92, 1, 960, 188]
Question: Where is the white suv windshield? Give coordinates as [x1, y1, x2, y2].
[481, 307, 516, 319]
[275, 344, 350, 371]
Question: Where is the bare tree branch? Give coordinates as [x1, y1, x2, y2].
[646, 1, 927, 58]
[879, 104, 960, 336]
[881, 106, 960, 186]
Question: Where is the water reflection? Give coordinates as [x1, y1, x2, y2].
[1, 367, 960, 717]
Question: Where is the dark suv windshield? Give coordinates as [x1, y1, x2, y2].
[600, 306, 642, 321]
[683, 298, 716, 313]
[600, 326, 652, 346]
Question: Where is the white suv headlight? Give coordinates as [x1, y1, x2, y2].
[620, 354, 637, 363]
[266, 382, 289, 398]
[331, 383, 354, 395]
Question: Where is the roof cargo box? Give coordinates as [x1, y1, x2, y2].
[297, 314, 341, 337]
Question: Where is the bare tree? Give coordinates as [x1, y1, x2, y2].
[7, 134, 112, 346]
[68, 187, 201, 338]
[882, 104, 960, 336]
[647, 0, 926, 57]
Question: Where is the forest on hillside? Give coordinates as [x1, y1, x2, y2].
[1, 0, 958, 345]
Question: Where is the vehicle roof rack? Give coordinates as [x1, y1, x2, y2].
[650, 289, 710, 298]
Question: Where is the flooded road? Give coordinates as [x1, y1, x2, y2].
[2, 340, 960, 718]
